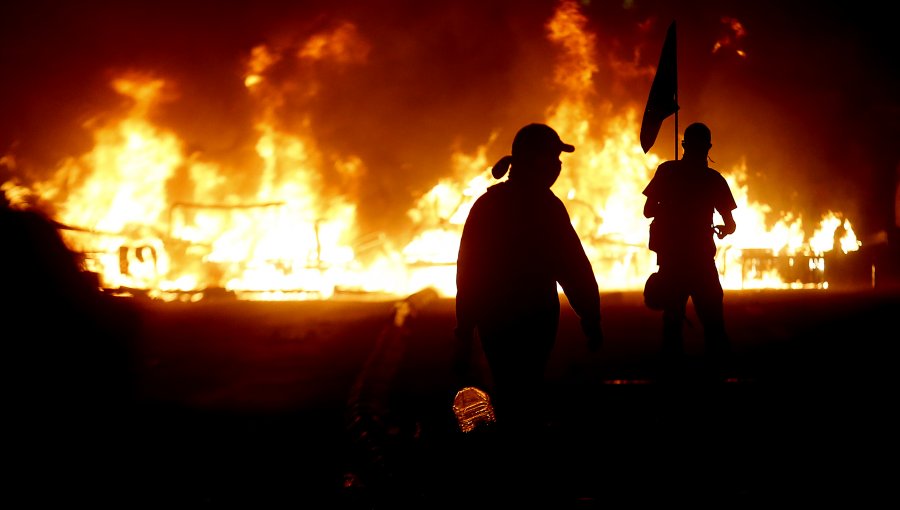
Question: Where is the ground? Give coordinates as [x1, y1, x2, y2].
[16, 286, 897, 507]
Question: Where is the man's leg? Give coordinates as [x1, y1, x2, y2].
[693, 263, 732, 380]
[660, 295, 688, 382]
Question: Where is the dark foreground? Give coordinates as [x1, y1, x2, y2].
[14, 287, 897, 507]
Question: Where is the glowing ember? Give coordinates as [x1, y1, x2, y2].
[713, 16, 748, 57]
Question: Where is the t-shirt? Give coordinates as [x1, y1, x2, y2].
[643, 159, 737, 260]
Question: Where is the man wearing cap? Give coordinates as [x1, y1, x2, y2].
[454, 123, 603, 437]
[642, 122, 737, 381]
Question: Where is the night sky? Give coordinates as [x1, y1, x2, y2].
[2, 0, 898, 241]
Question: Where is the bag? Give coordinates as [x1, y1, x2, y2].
[648, 218, 676, 254]
[643, 270, 669, 310]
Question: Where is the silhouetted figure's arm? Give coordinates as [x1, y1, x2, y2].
[714, 209, 736, 239]
[454, 198, 489, 382]
[455, 201, 485, 340]
[642, 163, 670, 220]
[711, 171, 738, 239]
[555, 203, 603, 351]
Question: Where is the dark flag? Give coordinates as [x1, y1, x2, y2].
[640, 21, 679, 154]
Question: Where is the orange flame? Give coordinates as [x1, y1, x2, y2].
[12, 0, 858, 301]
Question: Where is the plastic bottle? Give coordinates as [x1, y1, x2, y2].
[452, 386, 496, 433]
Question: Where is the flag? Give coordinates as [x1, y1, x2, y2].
[640, 21, 679, 154]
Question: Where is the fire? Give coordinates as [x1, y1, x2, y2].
[713, 16, 748, 57]
[4, 0, 859, 301]
[297, 22, 370, 64]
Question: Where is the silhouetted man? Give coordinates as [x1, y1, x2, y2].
[642, 122, 737, 381]
[455, 123, 603, 431]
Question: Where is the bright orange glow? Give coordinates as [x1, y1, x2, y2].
[298, 22, 369, 63]
[16, 0, 858, 301]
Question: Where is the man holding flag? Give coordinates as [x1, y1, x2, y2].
[642, 122, 737, 381]
[639, 22, 739, 381]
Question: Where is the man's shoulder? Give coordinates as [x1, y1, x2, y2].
[703, 166, 730, 183]
[659, 159, 680, 167]
[484, 181, 510, 195]
[469, 182, 512, 212]
[647, 160, 680, 187]
[657, 160, 680, 172]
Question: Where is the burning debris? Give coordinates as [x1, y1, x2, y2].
[1, 0, 871, 301]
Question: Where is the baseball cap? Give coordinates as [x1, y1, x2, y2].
[511, 123, 575, 158]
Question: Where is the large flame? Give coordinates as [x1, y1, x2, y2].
[9, 0, 859, 301]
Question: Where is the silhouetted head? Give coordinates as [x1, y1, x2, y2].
[491, 123, 574, 188]
[681, 122, 712, 156]
[511, 123, 574, 159]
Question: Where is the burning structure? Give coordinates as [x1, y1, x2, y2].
[4, 0, 894, 302]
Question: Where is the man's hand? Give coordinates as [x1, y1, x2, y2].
[713, 224, 734, 239]
[714, 213, 736, 239]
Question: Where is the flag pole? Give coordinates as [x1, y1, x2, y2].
[675, 113, 679, 160]
[673, 21, 679, 161]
